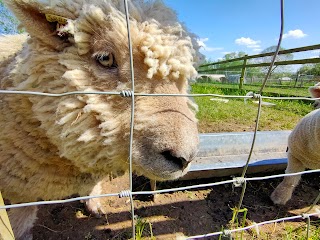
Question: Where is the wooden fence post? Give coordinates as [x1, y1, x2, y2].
[294, 71, 300, 87]
[239, 55, 248, 90]
[0, 191, 15, 240]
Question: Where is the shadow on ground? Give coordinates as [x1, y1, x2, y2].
[32, 172, 320, 240]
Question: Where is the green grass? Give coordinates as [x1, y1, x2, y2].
[265, 220, 320, 240]
[220, 219, 320, 240]
[134, 216, 155, 240]
[198, 82, 313, 97]
[191, 83, 314, 133]
[282, 220, 320, 240]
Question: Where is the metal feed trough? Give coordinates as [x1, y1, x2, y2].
[182, 131, 291, 180]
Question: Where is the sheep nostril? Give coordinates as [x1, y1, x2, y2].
[160, 150, 189, 170]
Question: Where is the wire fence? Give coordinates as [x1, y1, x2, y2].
[197, 70, 320, 88]
[1, 0, 320, 239]
[197, 43, 320, 89]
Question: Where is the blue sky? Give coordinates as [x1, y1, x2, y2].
[163, 0, 320, 61]
[1, 0, 318, 61]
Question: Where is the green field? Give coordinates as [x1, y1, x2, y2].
[191, 83, 314, 133]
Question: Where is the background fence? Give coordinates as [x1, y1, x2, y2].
[1, 0, 320, 239]
[198, 44, 320, 89]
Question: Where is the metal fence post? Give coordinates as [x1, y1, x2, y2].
[0, 191, 15, 240]
[239, 55, 248, 90]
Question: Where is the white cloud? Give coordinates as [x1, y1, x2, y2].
[197, 38, 223, 52]
[235, 37, 261, 48]
[283, 29, 307, 39]
[253, 48, 262, 52]
[247, 44, 261, 49]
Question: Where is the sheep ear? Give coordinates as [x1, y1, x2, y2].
[309, 84, 320, 98]
[4, 0, 74, 51]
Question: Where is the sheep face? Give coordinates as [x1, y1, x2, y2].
[309, 82, 320, 108]
[2, 0, 199, 184]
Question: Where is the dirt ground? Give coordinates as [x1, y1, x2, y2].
[31, 171, 320, 240]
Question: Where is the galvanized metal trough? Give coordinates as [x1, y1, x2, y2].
[182, 131, 291, 180]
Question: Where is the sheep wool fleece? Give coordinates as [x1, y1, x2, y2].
[0, 4, 203, 239]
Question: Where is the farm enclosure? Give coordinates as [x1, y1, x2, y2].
[1, 0, 320, 239]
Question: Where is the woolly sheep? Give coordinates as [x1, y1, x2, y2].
[309, 82, 320, 108]
[270, 85, 320, 205]
[0, 0, 200, 239]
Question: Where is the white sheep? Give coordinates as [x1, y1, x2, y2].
[0, 0, 200, 239]
[270, 85, 320, 205]
[309, 82, 320, 108]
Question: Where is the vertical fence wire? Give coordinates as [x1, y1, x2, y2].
[231, 94, 262, 223]
[232, 0, 285, 226]
[259, 0, 284, 94]
[305, 215, 310, 240]
[241, 0, 285, 178]
[124, 0, 136, 238]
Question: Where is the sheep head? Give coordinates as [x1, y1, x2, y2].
[309, 82, 320, 109]
[3, 0, 199, 182]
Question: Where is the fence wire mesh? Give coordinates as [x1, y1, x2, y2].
[198, 69, 320, 87]
[1, 0, 320, 239]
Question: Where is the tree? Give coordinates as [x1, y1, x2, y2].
[215, 51, 247, 70]
[223, 51, 247, 60]
[298, 63, 320, 76]
[254, 46, 294, 74]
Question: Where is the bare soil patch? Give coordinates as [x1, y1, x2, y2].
[32, 172, 320, 240]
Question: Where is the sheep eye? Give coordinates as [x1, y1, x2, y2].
[96, 53, 117, 68]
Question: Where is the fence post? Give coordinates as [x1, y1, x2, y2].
[239, 55, 248, 90]
[294, 71, 300, 87]
[0, 191, 15, 240]
[299, 74, 304, 87]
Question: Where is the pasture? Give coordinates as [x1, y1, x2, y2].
[192, 83, 314, 133]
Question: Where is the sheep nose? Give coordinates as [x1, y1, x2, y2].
[161, 150, 190, 170]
